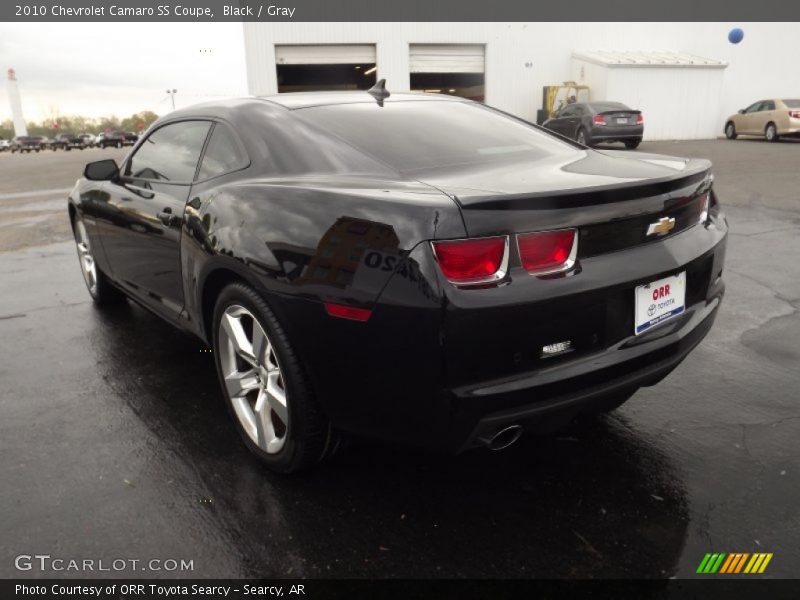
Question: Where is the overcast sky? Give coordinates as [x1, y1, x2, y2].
[0, 23, 248, 123]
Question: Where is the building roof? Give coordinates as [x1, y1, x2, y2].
[572, 50, 728, 68]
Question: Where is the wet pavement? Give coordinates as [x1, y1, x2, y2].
[0, 141, 799, 579]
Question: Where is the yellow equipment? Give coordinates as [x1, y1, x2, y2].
[543, 81, 590, 118]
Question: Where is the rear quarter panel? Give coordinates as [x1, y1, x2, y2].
[179, 175, 465, 437]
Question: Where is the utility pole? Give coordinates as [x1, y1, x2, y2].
[166, 89, 177, 110]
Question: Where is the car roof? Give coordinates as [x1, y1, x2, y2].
[163, 92, 464, 120]
[260, 90, 463, 110]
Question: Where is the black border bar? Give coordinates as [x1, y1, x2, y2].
[4, 579, 800, 600]
[1, 0, 797, 22]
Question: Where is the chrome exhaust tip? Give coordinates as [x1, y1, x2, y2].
[482, 425, 523, 451]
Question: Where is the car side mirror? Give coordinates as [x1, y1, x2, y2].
[84, 159, 119, 181]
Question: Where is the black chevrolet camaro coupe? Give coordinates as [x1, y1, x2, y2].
[68, 86, 727, 473]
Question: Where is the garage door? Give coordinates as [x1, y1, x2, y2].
[409, 44, 485, 74]
[275, 45, 376, 65]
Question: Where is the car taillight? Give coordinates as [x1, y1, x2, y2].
[593, 115, 607, 125]
[517, 229, 577, 276]
[789, 110, 800, 119]
[636, 113, 644, 125]
[698, 192, 710, 225]
[432, 236, 508, 285]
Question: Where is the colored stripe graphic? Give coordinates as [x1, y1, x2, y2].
[734, 553, 749, 573]
[700, 553, 726, 573]
[701, 553, 773, 574]
[758, 553, 773, 573]
[719, 553, 736, 574]
[697, 554, 713, 573]
[744, 554, 761, 573]
[718, 554, 735, 573]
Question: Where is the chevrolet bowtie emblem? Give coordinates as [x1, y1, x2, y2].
[647, 217, 676, 237]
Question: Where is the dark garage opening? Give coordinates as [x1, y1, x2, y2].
[276, 64, 377, 93]
[410, 72, 485, 102]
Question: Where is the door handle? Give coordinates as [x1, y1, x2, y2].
[157, 207, 180, 227]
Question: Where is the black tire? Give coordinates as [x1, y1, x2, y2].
[765, 122, 779, 142]
[71, 214, 126, 306]
[624, 139, 641, 149]
[212, 282, 340, 473]
[575, 127, 591, 146]
[725, 122, 737, 140]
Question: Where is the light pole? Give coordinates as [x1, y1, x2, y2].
[166, 89, 177, 110]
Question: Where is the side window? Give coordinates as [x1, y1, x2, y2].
[198, 124, 249, 180]
[745, 101, 763, 114]
[762, 100, 775, 111]
[127, 120, 211, 182]
[560, 106, 576, 118]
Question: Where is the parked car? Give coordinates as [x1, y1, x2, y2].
[77, 133, 96, 147]
[52, 133, 86, 151]
[0, 138, 10, 152]
[724, 98, 800, 142]
[10, 136, 42, 153]
[123, 131, 139, 146]
[543, 101, 644, 149]
[97, 131, 126, 148]
[68, 90, 727, 473]
[34, 136, 54, 151]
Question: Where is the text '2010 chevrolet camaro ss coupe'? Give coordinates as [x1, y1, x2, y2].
[68, 85, 727, 473]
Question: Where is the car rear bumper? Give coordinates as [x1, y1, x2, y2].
[455, 290, 721, 451]
[591, 124, 643, 141]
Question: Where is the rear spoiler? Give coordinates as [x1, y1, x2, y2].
[458, 164, 711, 211]
[598, 109, 641, 115]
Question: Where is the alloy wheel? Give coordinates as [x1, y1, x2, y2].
[74, 220, 97, 295]
[766, 124, 777, 141]
[218, 305, 289, 454]
[577, 130, 586, 144]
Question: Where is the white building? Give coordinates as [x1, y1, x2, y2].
[243, 22, 799, 141]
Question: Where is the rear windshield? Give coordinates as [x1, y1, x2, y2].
[296, 101, 576, 172]
[783, 99, 800, 108]
[588, 102, 631, 113]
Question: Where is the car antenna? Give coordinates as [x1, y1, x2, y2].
[367, 79, 390, 107]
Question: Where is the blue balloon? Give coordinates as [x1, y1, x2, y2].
[728, 28, 744, 44]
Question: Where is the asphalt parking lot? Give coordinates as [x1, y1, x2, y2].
[1, 139, 799, 579]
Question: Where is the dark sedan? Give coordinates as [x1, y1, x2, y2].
[52, 133, 86, 151]
[97, 131, 127, 148]
[9, 136, 42, 153]
[544, 101, 644, 148]
[68, 88, 726, 473]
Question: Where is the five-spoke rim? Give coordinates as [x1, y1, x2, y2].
[75, 220, 97, 295]
[218, 305, 289, 454]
